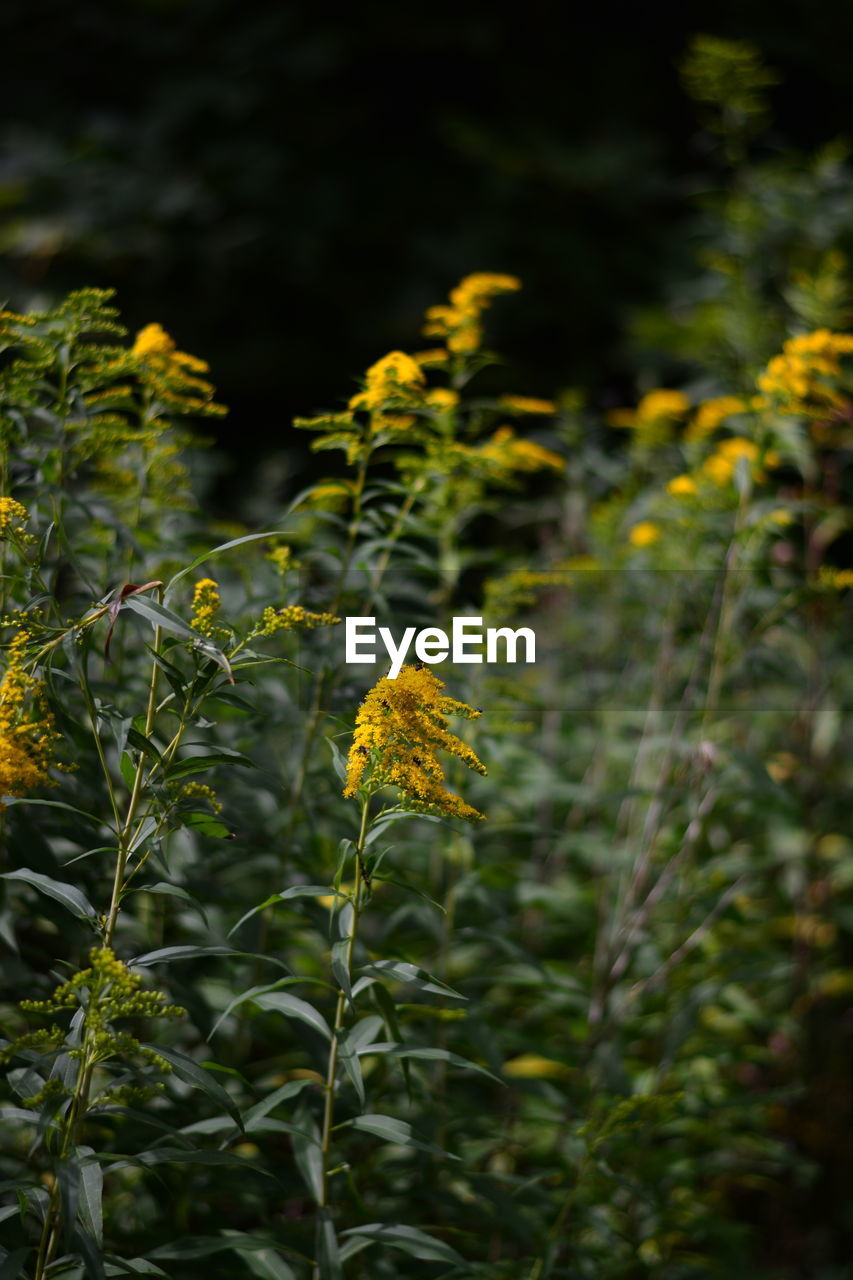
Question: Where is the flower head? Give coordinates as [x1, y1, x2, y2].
[628, 521, 661, 548]
[478, 426, 564, 478]
[190, 578, 221, 637]
[423, 273, 521, 356]
[0, 635, 61, 805]
[344, 665, 486, 822]
[756, 329, 853, 418]
[348, 351, 426, 414]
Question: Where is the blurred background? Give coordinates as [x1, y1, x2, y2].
[3, 0, 853, 501]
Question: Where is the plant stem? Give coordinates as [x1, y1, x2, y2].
[313, 797, 370, 1277]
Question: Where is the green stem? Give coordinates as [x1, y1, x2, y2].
[313, 797, 370, 1276]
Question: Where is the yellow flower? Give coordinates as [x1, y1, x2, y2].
[478, 427, 563, 477]
[819, 566, 853, 591]
[0, 498, 30, 536]
[425, 387, 460, 412]
[422, 273, 521, 356]
[132, 323, 210, 374]
[756, 328, 853, 417]
[344, 664, 487, 822]
[503, 1054, 572, 1080]
[348, 351, 426, 413]
[628, 521, 660, 548]
[412, 348, 450, 368]
[686, 396, 746, 440]
[256, 605, 340, 636]
[499, 395, 556, 415]
[701, 436, 761, 486]
[609, 389, 690, 446]
[0, 635, 61, 806]
[190, 578, 221, 637]
[267, 544, 300, 575]
[666, 474, 697, 497]
[768, 508, 793, 526]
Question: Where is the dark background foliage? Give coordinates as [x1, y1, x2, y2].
[3, 0, 853, 501]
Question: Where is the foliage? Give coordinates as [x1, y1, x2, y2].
[1, 41, 852, 1280]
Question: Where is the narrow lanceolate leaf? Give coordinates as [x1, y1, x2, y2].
[342, 1113, 458, 1159]
[132, 944, 239, 966]
[314, 1209, 343, 1280]
[165, 530, 291, 595]
[356, 959, 466, 1000]
[76, 1146, 103, 1245]
[291, 1102, 323, 1204]
[0, 1249, 32, 1280]
[122, 595, 233, 681]
[356, 1042, 503, 1084]
[141, 1044, 243, 1129]
[331, 938, 352, 1003]
[1, 869, 97, 921]
[253, 992, 331, 1041]
[335, 1026, 365, 1108]
[338, 1222, 464, 1265]
[149, 1234, 305, 1262]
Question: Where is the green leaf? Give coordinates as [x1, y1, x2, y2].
[253, 992, 331, 1040]
[0, 1248, 30, 1280]
[314, 1209, 342, 1280]
[122, 596, 233, 680]
[141, 1045, 243, 1129]
[1, 869, 97, 921]
[342, 1113, 457, 1159]
[103, 1258, 169, 1276]
[120, 1148, 265, 1171]
[357, 1042, 503, 1084]
[165, 531, 291, 595]
[165, 748, 253, 780]
[356, 960, 465, 1001]
[149, 1234, 301, 1261]
[331, 938, 352, 1003]
[76, 1146, 103, 1246]
[0, 797, 102, 825]
[132, 944, 239, 965]
[242, 1079, 315, 1131]
[338, 1222, 464, 1264]
[292, 1102, 323, 1204]
[134, 883, 209, 922]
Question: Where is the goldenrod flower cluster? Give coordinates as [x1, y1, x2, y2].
[179, 780, 223, 813]
[756, 329, 853, 417]
[484, 568, 566, 619]
[0, 634, 60, 806]
[819, 566, 853, 591]
[628, 521, 661, 548]
[256, 604, 340, 636]
[348, 350, 426, 425]
[666, 474, 698, 497]
[190, 578, 221, 637]
[700, 436, 769, 486]
[425, 387, 460, 412]
[500, 394, 557, 415]
[16, 947, 183, 1090]
[0, 497, 30, 537]
[267, 544, 300, 575]
[478, 426, 564, 478]
[610, 389, 690, 446]
[344, 664, 487, 822]
[131, 323, 226, 420]
[423, 272, 521, 356]
[685, 396, 746, 440]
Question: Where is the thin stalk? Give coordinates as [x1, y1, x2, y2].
[34, 592, 164, 1278]
[313, 796, 370, 1277]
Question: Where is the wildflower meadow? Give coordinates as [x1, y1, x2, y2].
[1, 35, 852, 1280]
